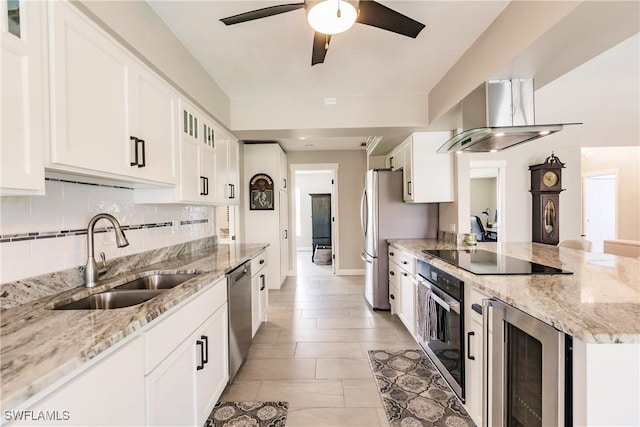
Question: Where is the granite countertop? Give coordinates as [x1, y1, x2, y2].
[0, 241, 268, 411]
[387, 239, 640, 344]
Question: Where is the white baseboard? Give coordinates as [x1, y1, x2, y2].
[297, 247, 312, 252]
[336, 269, 365, 276]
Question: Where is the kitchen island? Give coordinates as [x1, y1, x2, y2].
[0, 238, 268, 420]
[388, 238, 640, 426]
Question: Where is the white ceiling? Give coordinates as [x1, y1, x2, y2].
[147, 0, 509, 151]
[147, 1, 639, 153]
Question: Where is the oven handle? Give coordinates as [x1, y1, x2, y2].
[415, 278, 460, 313]
[483, 298, 502, 427]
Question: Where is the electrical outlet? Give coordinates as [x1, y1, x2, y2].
[324, 97, 336, 105]
[450, 223, 456, 232]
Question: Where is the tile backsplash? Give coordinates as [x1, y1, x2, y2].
[0, 179, 215, 284]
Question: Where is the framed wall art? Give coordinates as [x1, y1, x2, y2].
[249, 173, 274, 210]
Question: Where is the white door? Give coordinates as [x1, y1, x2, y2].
[584, 173, 617, 253]
[279, 190, 289, 284]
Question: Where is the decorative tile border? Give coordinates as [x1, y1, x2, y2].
[0, 219, 209, 244]
[44, 177, 134, 190]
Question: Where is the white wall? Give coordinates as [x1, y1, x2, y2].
[470, 178, 497, 223]
[295, 172, 332, 250]
[0, 180, 215, 284]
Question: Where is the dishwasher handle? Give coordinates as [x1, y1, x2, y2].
[229, 263, 250, 285]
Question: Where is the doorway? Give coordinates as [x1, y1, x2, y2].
[583, 173, 617, 253]
[290, 164, 339, 276]
[469, 161, 506, 242]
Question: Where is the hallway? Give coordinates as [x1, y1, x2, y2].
[220, 261, 418, 426]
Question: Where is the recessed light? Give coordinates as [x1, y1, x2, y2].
[299, 137, 307, 140]
[490, 149, 498, 153]
[304, 144, 314, 148]
[495, 132, 505, 137]
[539, 130, 551, 136]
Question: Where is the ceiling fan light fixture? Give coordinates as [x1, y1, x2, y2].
[307, 0, 357, 35]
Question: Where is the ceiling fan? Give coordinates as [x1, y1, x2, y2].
[220, 0, 425, 66]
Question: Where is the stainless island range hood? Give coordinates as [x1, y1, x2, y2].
[438, 79, 580, 153]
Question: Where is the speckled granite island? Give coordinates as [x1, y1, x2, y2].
[0, 238, 268, 414]
[388, 238, 640, 426]
[387, 239, 640, 343]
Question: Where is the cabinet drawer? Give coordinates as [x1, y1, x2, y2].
[388, 246, 399, 265]
[251, 250, 268, 275]
[389, 282, 400, 315]
[145, 278, 227, 374]
[388, 261, 400, 285]
[397, 251, 415, 275]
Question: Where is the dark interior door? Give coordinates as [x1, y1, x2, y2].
[310, 193, 331, 253]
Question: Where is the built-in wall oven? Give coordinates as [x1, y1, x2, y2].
[483, 299, 573, 426]
[416, 259, 465, 401]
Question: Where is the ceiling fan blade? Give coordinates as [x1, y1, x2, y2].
[312, 32, 331, 66]
[220, 3, 305, 25]
[356, 0, 425, 38]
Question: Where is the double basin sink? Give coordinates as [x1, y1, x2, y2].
[52, 273, 198, 310]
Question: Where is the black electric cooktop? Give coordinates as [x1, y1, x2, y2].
[422, 249, 573, 275]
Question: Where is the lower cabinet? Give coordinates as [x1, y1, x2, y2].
[388, 245, 417, 336]
[251, 250, 268, 337]
[16, 336, 145, 426]
[145, 279, 228, 426]
[464, 287, 486, 426]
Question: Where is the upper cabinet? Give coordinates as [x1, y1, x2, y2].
[214, 125, 239, 205]
[47, 1, 177, 185]
[400, 132, 454, 203]
[385, 144, 403, 171]
[1, 0, 46, 195]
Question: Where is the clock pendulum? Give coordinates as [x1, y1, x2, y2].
[529, 153, 565, 245]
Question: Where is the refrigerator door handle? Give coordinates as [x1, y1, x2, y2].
[360, 189, 368, 237]
[360, 252, 373, 264]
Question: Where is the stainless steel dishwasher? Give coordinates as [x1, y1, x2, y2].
[227, 261, 252, 383]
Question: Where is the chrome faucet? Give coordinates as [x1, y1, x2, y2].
[85, 213, 129, 287]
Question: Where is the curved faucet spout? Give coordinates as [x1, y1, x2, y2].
[85, 213, 129, 287]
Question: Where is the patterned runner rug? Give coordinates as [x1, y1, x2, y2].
[205, 401, 288, 427]
[367, 349, 476, 427]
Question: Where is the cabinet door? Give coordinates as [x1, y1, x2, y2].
[279, 190, 289, 284]
[227, 137, 240, 204]
[465, 316, 483, 425]
[146, 335, 197, 426]
[402, 139, 414, 201]
[251, 272, 261, 337]
[399, 271, 415, 335]
[179, 137, 201, 202]
[258, 268, 268, 323]
[22, 337, 145, 427]
[1, 0, 45, 195]
[279, 148, 288, 191]
[200, 144, 216, 203]
[128, 66, 177, 184]
[48, 1, 129, 175]
[195, 305, 229, 426]
[214, 128, 229, 203]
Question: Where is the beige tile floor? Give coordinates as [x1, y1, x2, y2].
[220, 252, 420, 426]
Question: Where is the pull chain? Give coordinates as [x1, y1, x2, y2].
[337, 0, 342, 18]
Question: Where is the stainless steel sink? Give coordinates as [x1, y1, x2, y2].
[113, 273, 198, 291]
[53, 290, 165, 310]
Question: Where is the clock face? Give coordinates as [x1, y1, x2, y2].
[543, 171, 559, 188]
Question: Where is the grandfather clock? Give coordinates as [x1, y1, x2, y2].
[529, 153, 565, 245]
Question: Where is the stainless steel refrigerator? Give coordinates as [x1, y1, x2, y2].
[360, 169, 438, 309]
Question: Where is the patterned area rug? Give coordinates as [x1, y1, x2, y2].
[367, 349, 476, 427]
[205, 402, 288, 427]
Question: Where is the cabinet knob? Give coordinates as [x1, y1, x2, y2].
[401, 260, 408, 265]
[390, 271, 395, 276]
[259, 259, 265, 264]
[402, 272, 408, 277]
[390, 294, 395, 300]
[389, 252, 394, 256]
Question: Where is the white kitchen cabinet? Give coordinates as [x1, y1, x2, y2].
[13, 336, 145, 427]
[279, 148, 288, 190]
[47, 1, 176, 185]
[244, 143, 289, 289]
[1, 0, 46, 195]
[251, 250, 268, 337]
[214, 126, 240, 205]
[385, 144, 403, 171]
[145, 277, 228, 426]
[388, 246, 416, 335]
[400, 132, 453, 203]
[463, 287, 486, 426]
